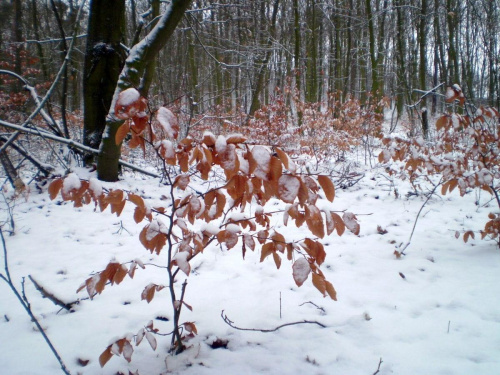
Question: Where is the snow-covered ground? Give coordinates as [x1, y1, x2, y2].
[1, 163, 500, 375]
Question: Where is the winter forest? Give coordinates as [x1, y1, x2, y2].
[1, 0, 500, 374]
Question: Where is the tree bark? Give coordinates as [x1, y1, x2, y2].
[97, 0, 192, 182]
[83, 0, 126, 165]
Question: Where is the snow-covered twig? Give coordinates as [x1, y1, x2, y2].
[407, 82, 445, 109]
[221, 310, 326, 332]
[28, 275, 77, 312]
[0, 119, 161, 178]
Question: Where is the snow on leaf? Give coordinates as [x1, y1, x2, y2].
[115, 88, 142, 119]
[117, 88, 140, 106]
[278, 175, 300, 203]
[145, 331, 157, 350]
[183, 322, 198, 334]
[343, 212, 360, 235]
[172, 251, 191, 275]
[122, 340, 134, 362]
[156, 107, 179, 139]
[62, 173, 81, 196]
[292, 258, 311, 287]
[251, 145, 271, 180]
[136, 328, 145, 346]
[88, 178, 103, 200]
[215, 135, 227, 153]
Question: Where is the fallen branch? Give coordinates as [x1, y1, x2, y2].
[372, 357, 383, 375]
[221, 310, 326, 333]
[28, 275, 76, 312]
[0, 119, 161, 178]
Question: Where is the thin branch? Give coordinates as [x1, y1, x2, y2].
[24, 34, 87, 45]
[0, 119, 161, 178]
[407, 82, 445, 109]
[372, 357, 383, 375]
[28, 275, 76, 312]
[221, 310, 326, 333]
[401, 178, 443, 254]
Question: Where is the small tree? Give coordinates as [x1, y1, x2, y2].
[49, 89, 359, 367]
[380, 85, 500, 247]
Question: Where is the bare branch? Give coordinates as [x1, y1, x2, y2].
[221, 310, 326, 332]
[28, 275, 77, 312]
[0, 119, 161, 178]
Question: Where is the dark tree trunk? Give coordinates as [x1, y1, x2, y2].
[83, 0, 126, 165]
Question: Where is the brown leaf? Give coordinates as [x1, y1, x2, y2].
[48, 178, 63, 200]
[174, 174, 190, 190]
[141, 284, 157, 303]
[99, 346, 113, 368]
[226, 134, 247, 144]
[312, 272, 326, 297]
[274, 148, 290, 170]
[331, 213, 346, 236]
[325, 280, 337, 301]
[272, 252, 282, 269]
[260, 242, 275, 262]
[317, 175, 335, 202]
[183, 322, 198, 335]
[115, 122, 130, 145]
[463, 230, 475, 243]
[305, 205, 325, 239]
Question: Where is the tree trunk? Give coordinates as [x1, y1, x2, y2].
[97, 0, 192, 182]
[83, 0, 126, 165]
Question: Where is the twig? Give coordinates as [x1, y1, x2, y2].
[221, 310, 326, 333]
[0, 229, 72, 374]
[372, 357, 383, 375]
[28, 275, 76, 312]
[299, 301, 326, 314]
[402, 178, 443, 254]
[0, 119, 161, 178]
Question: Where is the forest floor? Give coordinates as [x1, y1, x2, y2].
[1, 154, 500, 375]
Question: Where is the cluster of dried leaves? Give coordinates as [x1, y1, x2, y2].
[48, 88, 361, 366]
[189, 88, 386, 164]
[380, 85, 500, 246]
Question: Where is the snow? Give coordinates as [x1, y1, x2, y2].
[278, 175, 300, 203]
[445, 87, 456, 100]
[215, 135, 227, 153]
[1, 163, 500, 375]
[117, 88, 140, 106]
[61, 172, 81, 195]
[156, 107, 178, 139]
